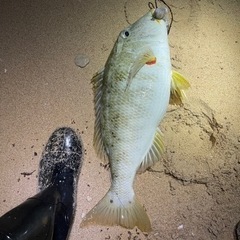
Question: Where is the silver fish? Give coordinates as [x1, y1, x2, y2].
[81, 6, 190, 232]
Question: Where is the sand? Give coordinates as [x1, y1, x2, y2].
[0, 0, 239, 239]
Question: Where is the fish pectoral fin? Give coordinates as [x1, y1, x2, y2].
[170, 70, 190, 106]
[138, 127, 164, 173]
[80, 191, 151, 232]
[91, 68, 109, 163]
[125, 49, 156, 91]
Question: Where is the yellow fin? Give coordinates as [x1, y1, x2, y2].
[91, 68, 109, 163]
[80, 190, 151, 232]
[170, 70, 190, 106]
[138, 127, 164, 173]
[126, 49, 156, 90]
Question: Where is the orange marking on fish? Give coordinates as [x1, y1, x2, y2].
[146, 57, 157, 65]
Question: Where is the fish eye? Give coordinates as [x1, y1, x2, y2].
[121, 30, 130, 38]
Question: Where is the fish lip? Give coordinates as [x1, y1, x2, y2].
[151, 7, 170, 32]
[152, 7, 168, 21]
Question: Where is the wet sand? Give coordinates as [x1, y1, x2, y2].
[0, 0, 239, 239]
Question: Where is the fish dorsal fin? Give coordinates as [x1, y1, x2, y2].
[137, 127, 164, 173]
[126, 49, 156, 90]
[91, 68, 109, 163]
[170, 70, 190, 106]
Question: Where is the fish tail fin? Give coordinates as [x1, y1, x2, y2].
[80, 190, 151, 232]
[170, 70, 190, 106]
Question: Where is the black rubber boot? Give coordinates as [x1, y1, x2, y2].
[0, 185, 60, 240]
[39, 127, 83, 240]
[0, 127, 83, 240]
[236, 221, 240, 240]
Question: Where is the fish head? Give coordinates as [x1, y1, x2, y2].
[112, 7, 170, 57]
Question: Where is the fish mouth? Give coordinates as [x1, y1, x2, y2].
[152, 7, 168, 20]
[151, 7, 170, 32]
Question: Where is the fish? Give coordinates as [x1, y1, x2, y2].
[81, 6, 190, 232]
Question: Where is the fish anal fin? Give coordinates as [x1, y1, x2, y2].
[91, 68, 109, 163]
[80, 191, 151, 233]
[170, 70, 190, 106]
[138, 127, 164, 174]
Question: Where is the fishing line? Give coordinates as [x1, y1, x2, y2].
[124, 0, 131, 25]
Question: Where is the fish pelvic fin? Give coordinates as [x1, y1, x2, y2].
[91, 68, 109, 163]
[80, 190, 151, 233]
[170, 70, 190, 106]
[138, 127, 164, 173]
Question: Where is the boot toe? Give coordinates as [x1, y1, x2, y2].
[38, 127, 83, 191]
